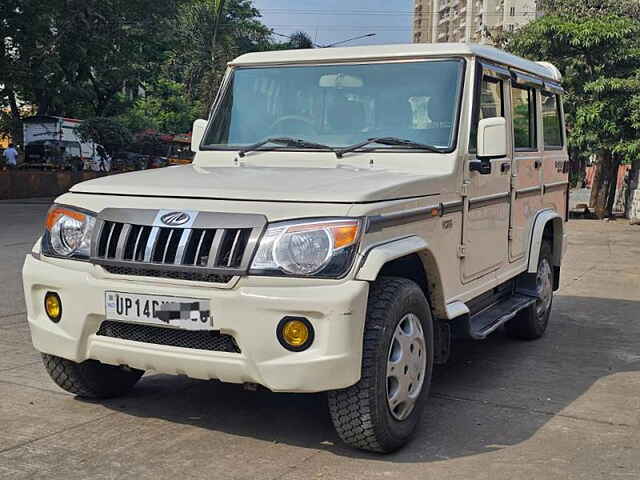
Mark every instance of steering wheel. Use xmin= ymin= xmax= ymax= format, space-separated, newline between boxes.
xmin=269 ymin=115 xmax=318 ymax=136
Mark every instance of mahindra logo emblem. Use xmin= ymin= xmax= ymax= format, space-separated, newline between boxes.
xmin=161 ymin=212 xmax=191 ymax=226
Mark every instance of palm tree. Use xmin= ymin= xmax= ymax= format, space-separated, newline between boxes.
xmin=287 ymin=31 xmax=315 ymax=49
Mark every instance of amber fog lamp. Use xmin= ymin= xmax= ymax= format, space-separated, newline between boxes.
xmin=277 ymin=317 xmax=314 ymax=351
xmin=44 ymin=292 xmax=62 ymax=323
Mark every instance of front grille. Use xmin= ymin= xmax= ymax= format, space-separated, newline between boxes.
xmin=102 ymin=265 xmax=233 ymax=284
xmin=90 ymin=210 xmax=265 ymax=278
xmin=97 ymin=222 xmax=252 ymax=267
xmin=97 ymin=320 xmax=241 ymax=353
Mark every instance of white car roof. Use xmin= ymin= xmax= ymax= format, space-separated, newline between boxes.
xmin=230 ymin=42 xmax=561 ymax=82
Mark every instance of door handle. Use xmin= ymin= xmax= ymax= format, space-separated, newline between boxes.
xmin=469 ymin=158 xmax=492 ymax=175
xmin=501 ymin=162 xmax=511 ymax=173
xmin=534 ymin=160 xmax=542 ymax=169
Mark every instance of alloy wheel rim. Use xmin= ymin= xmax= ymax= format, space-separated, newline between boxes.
xmin=536 ymin=258 xmax=553 ymax=319
xmin=386 ymin=313 xmax=427 ymax=421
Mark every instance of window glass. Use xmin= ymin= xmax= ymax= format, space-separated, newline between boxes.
xmin=470 ymin=76 xmax=503 ymax=151
xmin=541 ymin=92 xmax=563 ymax=148
xmin=512 ymin=86 xmax=537 ymax=150
xmin=204 ymin=60 xmax=465 ymax=151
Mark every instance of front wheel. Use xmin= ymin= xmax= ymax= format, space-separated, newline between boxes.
xmin=328 ymin=278 xmax=434 ymax=453
xmin=42 ymin=354 xmax=144 ymax=398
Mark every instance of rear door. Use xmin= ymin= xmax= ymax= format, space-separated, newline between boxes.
xmin=509 ymin=72 xmax=544 ymax=262
xmin=540 ymin=86 xmax=569 ymax=218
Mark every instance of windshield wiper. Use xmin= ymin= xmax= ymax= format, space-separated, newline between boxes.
xmin=336 ymin=137 xmax=443 ymax=158
xmin=238 ymin=137 xmax=335 ymax=157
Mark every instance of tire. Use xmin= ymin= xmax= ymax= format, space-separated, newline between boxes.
xmin=42 ymin=354 xmax=144 ymax=399
xmin=506 ymin=241 xmax=554 ymax=340
xmin=327 ymin=277 xmax=434 ymax=453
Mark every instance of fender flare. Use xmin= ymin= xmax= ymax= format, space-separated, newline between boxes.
xmin=355 ymin=236 xmax=429 ymax=281
xmin=527 ymin=209 xmax=564 ymax=273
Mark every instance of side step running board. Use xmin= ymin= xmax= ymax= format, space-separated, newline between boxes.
xmin=453 ymin=294 xmax=537 ymax=340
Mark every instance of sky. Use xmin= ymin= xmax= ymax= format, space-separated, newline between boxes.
xmin=252 ymin=0 xmax=415 ymax=47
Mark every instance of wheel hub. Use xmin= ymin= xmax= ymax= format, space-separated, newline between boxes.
xmin=536 ymin=258 xmax=553 ymax=319
xmin=386 ymin=313 xmax=427 ymax=421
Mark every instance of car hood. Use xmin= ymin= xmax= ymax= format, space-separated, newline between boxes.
xmin=71 ymin=164 xmax=441 ymax=203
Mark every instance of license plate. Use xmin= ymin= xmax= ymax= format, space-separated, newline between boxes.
xmin=105 ymin=292 xmax=213 ymax=330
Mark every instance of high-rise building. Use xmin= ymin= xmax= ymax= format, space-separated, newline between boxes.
xmin=413 ymin=0 xmax=539 ymax=45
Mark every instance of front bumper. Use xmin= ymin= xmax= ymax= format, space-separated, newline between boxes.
xmin=22 ymin=254 xmax=369 ymax=393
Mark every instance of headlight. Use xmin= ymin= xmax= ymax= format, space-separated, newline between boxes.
xmin=250 ymin=218 xmax=361 ymax=278
xmin=42 ymin=206 xmax=96 ymax=259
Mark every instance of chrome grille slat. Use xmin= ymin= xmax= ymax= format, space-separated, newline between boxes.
xmin=91 ymin=209 xmax=266 ymax=282
xmin=207 ymin=230 xmax=224 ymax=268
xmin=105 ymin=223 xmax=118 ymax=258
xmin=161 ymin=229 xmax=174 ymax=263
xmin=131 ymin=226 xmax=144 ymax=261
xmin=115 ymin=224 xmax=131 ymax=260
xmin=194 ymin=230 xmax=207 ymax=266
xmin=144 ymin=227 xmax=161 ymax=262
xmin=174 ymin=228 xmax=192 ymax=265
xmin=227 ymin=230 xmax=242 ymax=267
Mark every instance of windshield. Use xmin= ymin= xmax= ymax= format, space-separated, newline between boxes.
xmin=203 ymin=59 xmax=465 ymax=152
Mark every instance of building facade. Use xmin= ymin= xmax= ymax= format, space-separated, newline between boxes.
xmin=413 ymin=0 xmax=539 ymax=44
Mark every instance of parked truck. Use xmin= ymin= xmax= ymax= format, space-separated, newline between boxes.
xmin=23 ymin=116 xmax=108 ymax=171
xmin=23 ymin=43 xmax=569 ymax=452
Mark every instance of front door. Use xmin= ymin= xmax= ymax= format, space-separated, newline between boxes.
xmin=461 ymin=64 xmax=512 ymax=283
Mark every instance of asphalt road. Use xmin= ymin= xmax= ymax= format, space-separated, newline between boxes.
xmin=1 ymin=199 xmax=639 ymax=479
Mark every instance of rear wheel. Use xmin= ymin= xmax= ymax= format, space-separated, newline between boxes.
xmin=42 ymin=354 xmax=144 ymax=398
xmin=506 ymin=241 xmax=554 ymax=340
xmin=328 ymin=277 xmax=434 ymax=453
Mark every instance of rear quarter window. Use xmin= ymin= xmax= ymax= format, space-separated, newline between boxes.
xmin=542 ymin=92 xmax=563 ymax=148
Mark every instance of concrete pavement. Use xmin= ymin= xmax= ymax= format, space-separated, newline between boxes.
xmin=1 ymin=200 xmax=639 ymax=479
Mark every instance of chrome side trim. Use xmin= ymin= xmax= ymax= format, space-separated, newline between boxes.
xmin=515 ymin=185 xmax=541 ymax=199
xmin=468 ymin=192 xmax=510 ymax=210
xmin=544 ymin=181 xmax=569 ymax=193
xmin=366 ymin=204 xmax=440 ymax=233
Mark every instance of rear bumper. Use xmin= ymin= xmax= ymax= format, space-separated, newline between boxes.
xmin=22 ymin=254 xmax=369 ymax=393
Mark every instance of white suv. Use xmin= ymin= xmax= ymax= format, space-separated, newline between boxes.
xmin=23 ymin=43 xmax=569 ymax=453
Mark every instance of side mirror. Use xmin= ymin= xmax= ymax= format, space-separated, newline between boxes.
xmin=477 ymin=117 xmax=507 ymax=159
xmin=191 ymin=119 xmax=208 ymax=153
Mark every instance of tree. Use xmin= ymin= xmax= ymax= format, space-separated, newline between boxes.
xmin=77 ymin=118 xmax=133 ymax=155
xmin=119 ymin=78 xmax=203 ymax=134
xmin=167 ymin=0 xmax=271 ymax=108
xmin=1 ymin=0 xmax=184 ymax=119
xmin=507 ymin=13 xmax=640 ymax=218
xmin=539 ymin=0 xmax=640 ymax=18
xmin=284 ymin=32 xmax=315 ymax=49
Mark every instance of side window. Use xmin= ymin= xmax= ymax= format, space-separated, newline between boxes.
xmin=470 ymin=76 xmax=504 ymax=152
xmin=542 ymin=92 xmax=563 ymax=148
xmin=511 ymin=85 xmax=537 ymax=150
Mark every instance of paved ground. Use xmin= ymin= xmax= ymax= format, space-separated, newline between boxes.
xmin=1 ymin=199 xmax=639 ymax=480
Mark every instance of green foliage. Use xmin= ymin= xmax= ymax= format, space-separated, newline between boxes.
xmin=2 ymin=0 xmax=182 ymax=118
xmin=507 ymin=13 xmax=640 ymax=164
xmin=119 ymin=78 xmax=203 ymax=134
xmin=539 ymin=0 xmax=640 ymax=18
xmin=167 ymin=0 xmax=271 ymax=108
xmin=1 ymin=0 xmax=314 ymax=140
xmin=76 ymin=118 xmax=133 ymax=154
